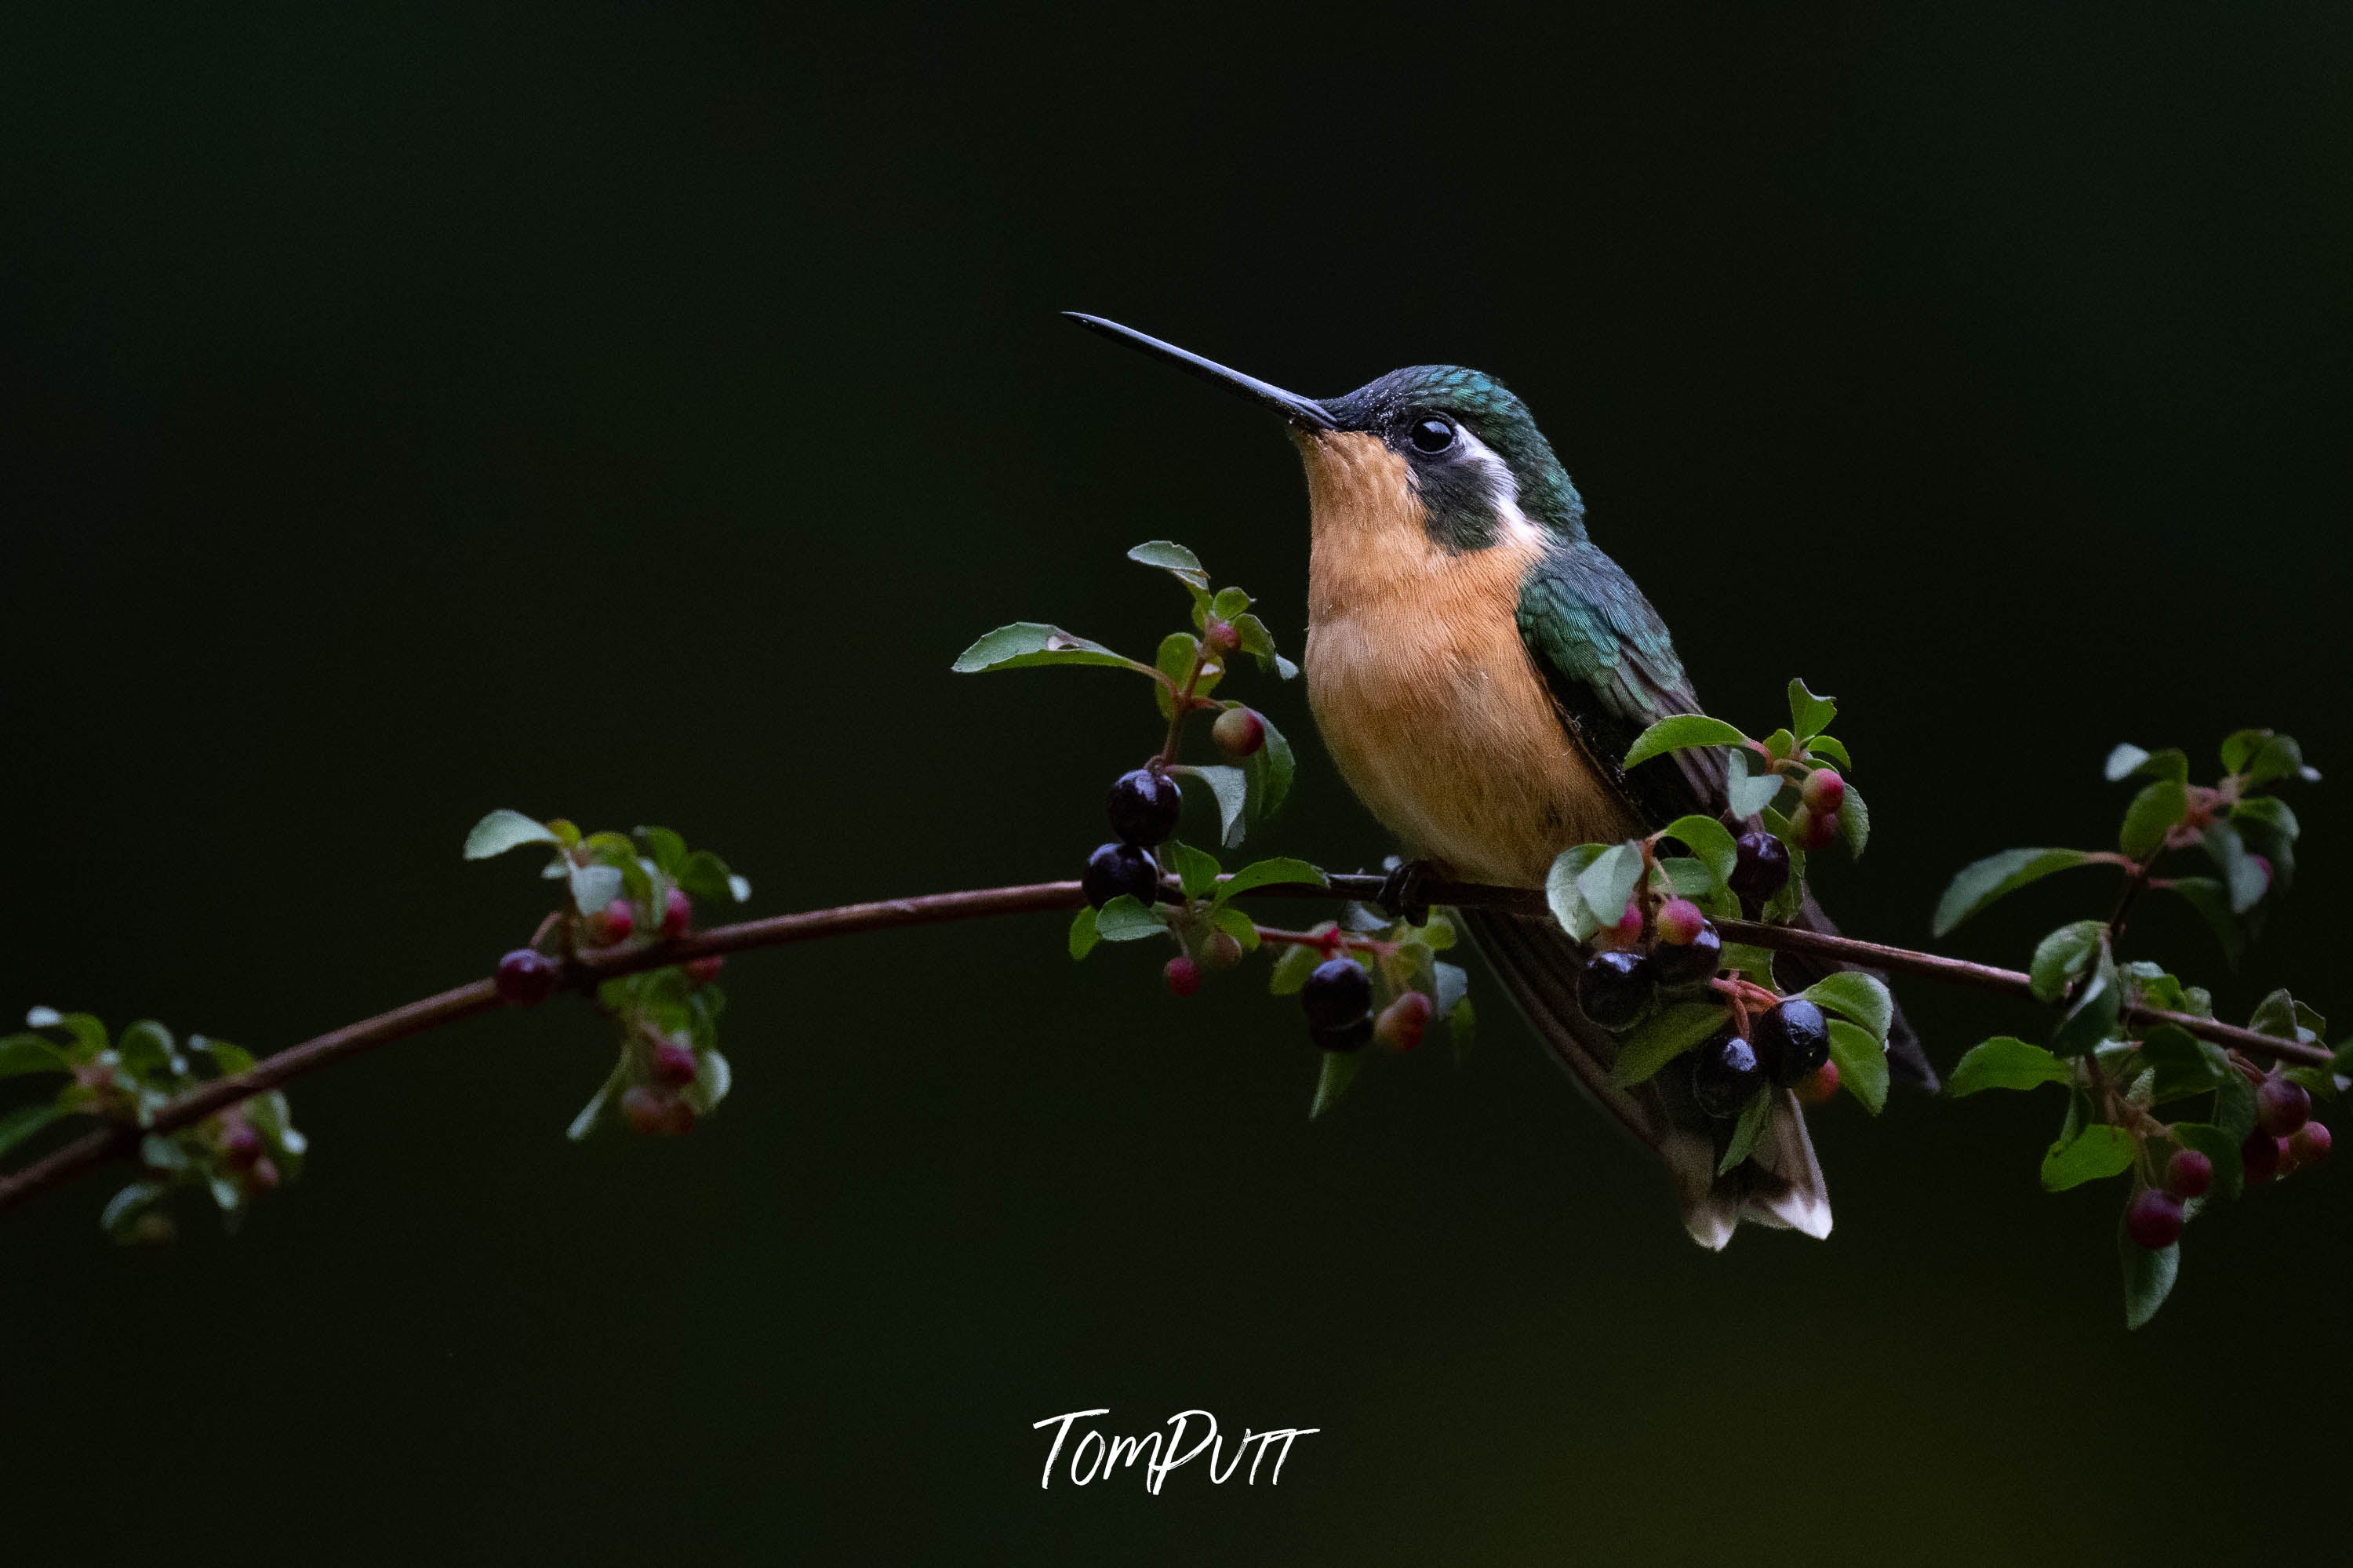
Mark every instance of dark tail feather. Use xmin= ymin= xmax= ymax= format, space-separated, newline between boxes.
xmin=1783 ymin=890 xmax=1939 ymax=1093
xmin=1464 ymin=908 xmax=1831 ymax=1249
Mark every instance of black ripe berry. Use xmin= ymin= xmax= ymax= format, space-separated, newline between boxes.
xmin=2125 ymin=1188 xmax=2185 ymax=1250
xmin=1301 ymin=957 xmax=1373 ymax=1031
xmin=1727 ymin=831 xmax=1791 ymax=915
xmin=1107 ymin=768 xmax=1184 ymax=846
xmin=1691 ymin=1033 xmax=1764 ymax=1119
xmin=495 ymin=948 xmax=562 ymax=1006
xmin=2242 ymin=1129 xmax=2282 ymax=1183
xmin=1082 ymin=842 xmax=1158 ymax=909
xmin=1649 ymin=921 xmax=1723 ymax=988
xmin=1752 ymin=998 xmax=1831 ymax=1086
xmin=2257 ymin=1076 xmax=2311 ymax=1137
xmin=1577 ymin=950 xmax=1654 ymax=1032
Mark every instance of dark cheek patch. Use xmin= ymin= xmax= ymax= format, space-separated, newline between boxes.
xmin=1404 ymin=446 xmax=1504 ymax=555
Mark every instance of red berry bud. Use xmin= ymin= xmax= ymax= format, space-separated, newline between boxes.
xmin=2165 ymin=1147 xmax=2213 ymax=1200
xmin=1212 ymin=705 xmax=1267 ymax=759
xmin=2125 ymin=1188 xmax=2184 ymax=1249
xmin=1795 ymin=1060 xmax=1842 ymax=1105
xmin=662 ymin=887 xmax=693 ymax=938
xmin=1201 ymin=932 xmax=1245 ymax=971
xmin=1789 ymin=805 xmax=1838 ymax=851
xmin=1801 ymin=767 xmax=1846 ymax=816
xmin=1165 ymin=956 xmax=1202 ymax=997
xmin=595 ymin=897 xmax=635 ymax=944
xmin=1595 ymin=900 xmax=1645 ymax=950
xmin=1654 ymin=899 xmax=1706 ymax=946
xmin=620 ymin=1086 xmax=693 ymax=1136
xmin=653 ymin=1039 xmax=698 ymax=1086
xmin=685 ymin=955 xmax=726 ymax=987
xmin=221 ymin=1120 xmax=264 ymax=1167
xmin=243 ymin=1155 xmax=282 ymax=1195
xmin=1375 ymin=991 xmax=1434 ymax=1052
xmin=1202 ymin=618 xmax=1240 ymax=653
xmin=2289 ymin=1120 xmax=2331 ymax=1166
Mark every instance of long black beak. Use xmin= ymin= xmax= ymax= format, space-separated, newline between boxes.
xmin=1064 ymin=312 xmax=1337 ymax=431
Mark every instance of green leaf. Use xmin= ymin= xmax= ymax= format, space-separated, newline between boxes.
xmin=673 ymin=850 xmax=740 ymax=904
xmin=2051 ymin=937 xmax=2122 ymax=1056
xmin=2220 ymin=729 xmax=2270 ymax=773
xmin=1759 ymin=728 xmax=1796 ymax=762
xmin=1799 ymin=972 xmax=1893 ymax=1042
xmin=2137 ymin=1024 xmax=2222 ymax=1102
xmin=1446 ymin=998 xmax=1478 ymax=1066
xmin=1947 ymin=1037 xmax=2070 ymax=1097
xmin=100 ymin=1180 xmax=165 ymax=1239
xmin=464 ymin=809 xmax=562 ymax=860
xmin=1268 ymin=941 xmax=1324 ymax=995
xmin=2165 ymin=877 xmax=2243 ymax=964
xmin=951 ymin=622 xmax=1147 ymax=675
xmin=1718 ymin=1090 xmax=1773 ymax=1174
xmin=2042 ymin=1124 xmax=2134 ymax=1190
xmin=2199 ymin=821 xmax=2269 ymax=914
xmin=2242 ymin=733 xmax=2307 ymax=788
xmin=567 ymin=1060 xmax=628 ymax=1142
xmin=1166 ymin=839 xmax=1222 ymax=900
xmin=1067 ymin=908 xmax=1100 ymax=960
xmin=1725 ymin=748 xmax=1781 ymax=818
xmin=1574 ymin=842 xmax=1645 ymax=933
xmin=1228 ymin=613 xmax=1289 ymax=676
xmin=682 ymin=1048 xmax=732 ymax=1115
xmin=2031 ymin=919 xmax=2108 ymax=1003
xmin=2172 ymin=1122 xmax=2245 ymax=1201
xmin=633 ymin=825 xmax=688 ymax=875
xmin=1609 ymin=1002 xmax=1729 ymax=1089
xmin=2231 ymin=794 xmax=2300 ymax=843
xmin=1092 ymin=896 xmax=1168 ymax=942
xmin=1806 ymin=733 xmax=1852 ymax=770
xmin=2247 ymin=988 xmax=2325 ymax=1047
xmin=1127 ymin=540 xmax=1210 ymax=589
xmin=1173 ymin=765 xmax=1250 ymax=849
xmin=569 ymin=861 xmax=624 ymax=916
xmin=1719 ymin=942 xmax=1777 ymax=988
xmin=2119 ymin=780 xmax=2189 ymax=860
xmin=1837 ymin=784 xmax=1870 ymax=859
xmin=0 ymin=1035 xmax=70 ymax=1079
xmin=1655 ymin=815 xmax=1737 ymax=887
xmin=1933 ymin=848 xmax=2098 ymax=937
xmin=1214 ymin=857 xmax=1328 ymax=905
xmin=1154 ymin=631 xmax=1201 ymax=717
xmin=1622 ymin=714 xmax=1749 ymax=772
xmin=0 ymin=1101 xmax=67 ymax=1158
xmin=1786 ymin=679 xmax=1836 ymax=741
xmin=2119 ymin=1223 xmax=2180 ymax=1331
xmin=2212 ymin=1050 xmax=2258 ymax=1141
xmin=1545 ymin=844 xmax=1609 ymax=940
xmin=2104 ymin=743 xmax=2151 ymax=781
xmin=1209 ymin=905 xmax=1260 ymax=951
xmin=1826 ymin=1019 xmax=1889 ymax=1114
xmin=1243 ymin=711 xmax=1296 ymax=833
xmin=1309 ymin=1050 xmax=1360 ymax=1119
xmin=2107 ymin=744 xmax=2188 ymax=784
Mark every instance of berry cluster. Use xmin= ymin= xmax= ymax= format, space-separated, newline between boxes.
xmin=1083 ymin=768 xmax=1181 ymax=909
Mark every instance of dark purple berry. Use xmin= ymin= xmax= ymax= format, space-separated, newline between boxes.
xmin=1690 ymin=1033 xmax=1764 ymax=1119
xmin=1649 ymin=921 xmax=1723 ymax=987
xmin=2165 ymin=1148 xmax=2213 ymax=1199
xmin=496 ymin=947 xmax=562 ymax=1006
xmin=1107 ymin=768 xmax=1184 ymax=846
xmin=1728 ymin=830 xmax=1791 ymax=915
xmin=2242 ymin=1130 xmax=2282 ymax=1183
xmin=2125 ymin=1188 xmax=2184 ymax=1250
xmin=2257 ymin=1077 xmax=2311 ymax=1137
xmin=662 ymin=887 xmax=693 ymax=938
xmin=1577 ymin=950 xmax=1655 ymax=1032
xmin=1310 ymin=1015 xmax=1373 ymax=1053
xmin=1082 ymin=842 xmax=1159 ymax=909
xmin=220 ymin=1120 xmax=264 ymax=1166
xmin=653 ymin=1039 xmax=698 ymax=1085
xmin=1164 ymin=956 xmax=1201 ymax=996
xmin=1301 ymin=957 xmax=1373 ymax=1031
xmin=1752 ymin=998 xmax=1831 ymax=1086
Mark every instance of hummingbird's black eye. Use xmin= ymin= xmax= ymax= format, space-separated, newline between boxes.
xmin=1407 ymin=416 xmax=1457 ymax=455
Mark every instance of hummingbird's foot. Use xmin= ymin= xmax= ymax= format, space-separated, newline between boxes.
xmin=1375 ymin=858 xmax=1437 ymax=927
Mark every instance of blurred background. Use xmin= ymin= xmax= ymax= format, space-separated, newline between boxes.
xmin=4 ymin=4 xmax=2347 ymax=1563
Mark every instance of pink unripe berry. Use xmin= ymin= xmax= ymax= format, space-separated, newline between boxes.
xmin=595 ymin=897 xmax=635 ymax=944
xmin=685 ymin=955 xmax=726 ymax=987
xmin=652 ymin=1039 xmax=699 ymax=1086
xmin=1202 ymin=618 xmax=1239 ymax=653
xmin=662 ymin=887 xmax=693 ymax=938
xmin=1795 ymin=1059 xmax=1842 ymax=1105
xmin=1801 ymin=767 xmax=1846 ymax=816
xmin=495 ymin=947 xmax=562 ymax=1006
xmin=621 ymin=1086 xmax=695 ymax=1136
xmin=2289 ymin=1120 xmax=2331 ymax=1166
xmin=220 ymin=1119 xmax=264 ymax=1167
xmin=2125 ymin=1188 xmax=2184 ymax=1250
xmin=244 ymin=1155 xmax=282 ymax=1195
xmin=2165 ymin=1148 xmax=2213 ymax=1200
xmin=2275 ymin=1137 xmax=2301 ymax=1178
xmin=1788 ymin=804 xmax=1839 ymax=851
xmin=2242 ymin=1130 xmax=2282 ymax=1183
xmin=1165 ymin=956 xmax=1201 ymax=997
xmin=1201 ymin=931 xmax=1245 ymax=971
xmin=1212 ymin=705 xmax=1267 ymax=759
xmin=2257 ymin=1076 xmax=2311 ymax=1137
xmin=1376 ymin=991 xmax=1434 ymax=1052
xmin=1654 ymin=898 xmax=1707 ymax=946
xmin=1596 ymin=900 xmax=1645 ymax=950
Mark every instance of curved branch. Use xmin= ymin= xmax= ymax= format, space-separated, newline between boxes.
xmin=0 ymin=871 xmax=2326 ymax=1221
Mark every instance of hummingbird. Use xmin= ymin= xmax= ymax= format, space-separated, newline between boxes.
xmin=1067 ymin=311 xmax=1933 ymax=1248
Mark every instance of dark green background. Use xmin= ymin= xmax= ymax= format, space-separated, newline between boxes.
xmin=5 ymin=5 xmax=2347 ymax=1563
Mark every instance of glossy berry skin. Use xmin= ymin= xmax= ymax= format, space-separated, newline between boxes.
xmin=1795 ymin=1059 xmax=1842 ymax=1106
xmin=596 ymin=897 xmax=635 ymax=944
xmin=1690 ymin=1033 xmax=1764 ymax=1119
xmin=1654 ymin=899 xmax=1707 ymax=946
xmin=1649 ymin=921 xmax=1722 ymax=987
xmin=2290 ymin=1120 xmax=2331 ymax=1166
xmin=2242 ymin=1130 xmax=2282 ymax=1183
xmin=496 ymin=948 xmax=562 ymax=1006
xmin=1376 ymin=991 xmax=1434 ymax=1052
xmin=1728 ymin=831 xmax=1791 ymax=915
xmin=1301 ymin=958 xmax=1373 ymax=1031
xmin=1311 ymin=1015 xmax=1373 ymax=1053
xmin=1082 ymin=842 xmax=1159 ymax=908
xmin=662 ymin=887 xmax=693 ymax=939
xmin=1107 ymin=769 xmax=1184 ymax=846
xmin=1753 ymin=999 xmax=1832 ymax=1086
xmin=2257 ymin=1077 xmax=2311 ymax=1137
xmin=685 ymin=955 xmax=726 ymax=987
xmin=1788 ymin=805 xmax=1839 ymax=852
xmin=1801 ymin=767 xmax=1846 ymax=816
xmin=1212 ymin=705 xmax=1266 ymax=759
xmin=1164 ymin=956 xmax=1202 ymax=997
xmin=1577 ymin=951 xmax=1655 ymax=1032
xmin=653 ymin=1039 xmax=699 ymax=1086
xmin=2126 ymin=1188 xmax=2185 ymax=1249
xmin=2166 ymin=1148 xmax=2213 ymax=1200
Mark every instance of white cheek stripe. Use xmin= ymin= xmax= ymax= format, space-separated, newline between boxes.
xmin=1453 ymin=427 xmax=1547 ymax=548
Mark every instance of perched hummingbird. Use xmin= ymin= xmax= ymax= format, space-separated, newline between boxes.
xmin=1067 ymin=312 xmax=1933 ymax=1248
